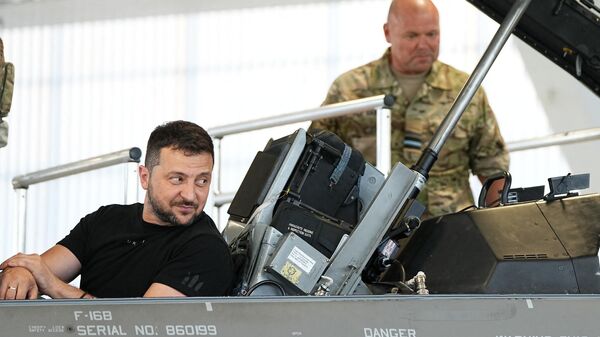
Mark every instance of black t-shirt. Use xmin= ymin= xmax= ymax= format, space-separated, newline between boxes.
xmin=58 ymin=203 xmax=234 ymax=298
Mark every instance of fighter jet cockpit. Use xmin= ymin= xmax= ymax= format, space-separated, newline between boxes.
xmin=222 ymin=126 xmax=600 ymax=297
xmin=222 ymin=0 xmax=600 ymax=297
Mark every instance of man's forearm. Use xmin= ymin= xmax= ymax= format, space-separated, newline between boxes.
xmin=45 ymin=279 xmax=93 ymax=299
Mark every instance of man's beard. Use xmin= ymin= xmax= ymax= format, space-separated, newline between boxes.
xmin=147 ymin=183 xmax=201 ymax=226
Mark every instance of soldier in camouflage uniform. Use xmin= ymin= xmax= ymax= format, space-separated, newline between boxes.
xmin=0 ymin=37 xmax=15 ymax=149
xmin=310 ymin=0 xmax=509 ymax=218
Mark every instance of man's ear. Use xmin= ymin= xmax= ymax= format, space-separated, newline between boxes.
xmin=139 ymin=165 xmax=150 ymax=190
xmin=383 ymin=23 xmax=391 ymax=43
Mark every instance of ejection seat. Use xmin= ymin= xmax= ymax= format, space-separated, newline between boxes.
xmin=222 ymin=128 xmax=385 ymax=296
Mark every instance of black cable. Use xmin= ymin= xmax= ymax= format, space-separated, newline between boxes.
xmin=247 ymin=280 xmax=286 ymax=296
xmin=370 ymin=281 xmax=414 ymax=295
xmin=390 ymin=259 xmax=406 ymax=283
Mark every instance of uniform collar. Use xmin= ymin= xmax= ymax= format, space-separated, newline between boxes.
xmin=425 ymin=60 xmax=453 ymax=91
xmin=376 ymin=48 xmax=452 ymax=91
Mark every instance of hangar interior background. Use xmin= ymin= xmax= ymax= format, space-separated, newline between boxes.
xmin=0 ymin=0 xmax=598 ymax=261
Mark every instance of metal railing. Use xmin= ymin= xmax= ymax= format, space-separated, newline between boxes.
xmin=207 ymin=95 xmax=394 ymax=223
xmin=12 ymin=147 xmax=142 ymax=252
xmin=9 ymin=109 xmax=600 ymax=250
xmin=507 ymin=128 xmax=600 ymax=152
xmin=208 ymin=115 xmax=600 ymax=217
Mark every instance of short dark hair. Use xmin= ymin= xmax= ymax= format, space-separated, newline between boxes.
xmin=145 ymin=120 xmax=214 ymax=170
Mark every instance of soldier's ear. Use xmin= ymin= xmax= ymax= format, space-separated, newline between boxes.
xmin=383 ymin=23 xmax=391 ymax=43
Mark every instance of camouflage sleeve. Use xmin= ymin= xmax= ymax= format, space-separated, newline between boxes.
xmin=307 ymin=79 xmax=345 ymax=135
xmin=0 ymin=120 xmax=8 ymax=148
xmin=468 ymin=89 xmax=510 ymax=178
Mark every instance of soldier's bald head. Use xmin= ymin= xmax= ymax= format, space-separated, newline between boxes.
xmin=387 ymin=0 xmax=439 ymax=25
xmin=383 ymin=0 xmax=440 ymax=74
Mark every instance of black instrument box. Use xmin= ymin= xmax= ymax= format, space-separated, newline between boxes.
xmin=271 ymin=200 xmax=353 ymax=257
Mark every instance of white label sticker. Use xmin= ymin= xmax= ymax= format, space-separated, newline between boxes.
xmin=381 ymin=240 xmax=397 ymax=258
xmin=288 ymin=246 xmax=316 ymax=273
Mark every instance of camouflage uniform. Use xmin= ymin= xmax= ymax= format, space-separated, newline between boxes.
xmin=310 ymin=49 xmax=509 ymax=218
xmin=0 ymin=37 xmax=14 ymax=149
xmin=0 ymin=120 xmax=7 ymax=148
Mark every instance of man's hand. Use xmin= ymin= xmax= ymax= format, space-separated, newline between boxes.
xmin=0 ymin=253 xmax=59 ymax=296
xmin=0 ymin=266 xmax=39 ymax=300
xmin=0 ymin=245 xmax=86 ymax=299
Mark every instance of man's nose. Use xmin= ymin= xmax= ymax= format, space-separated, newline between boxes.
xmin=179 ymin=181 xmax=196 ymax=202
xmin=416 ymin=35 xmax=429 ymax=48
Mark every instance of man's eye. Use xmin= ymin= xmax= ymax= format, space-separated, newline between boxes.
xmin=170 ymin=177 xmax=183 ymax=184
xmin=196 ymin=179 xmax=208 ymax=186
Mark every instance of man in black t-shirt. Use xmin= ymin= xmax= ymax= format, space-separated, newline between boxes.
xmin=0 ymin=121 xmax=234 ymax=299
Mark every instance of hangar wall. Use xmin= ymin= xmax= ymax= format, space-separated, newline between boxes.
xmin=0 ymin=0 xmax=596 ymax=262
